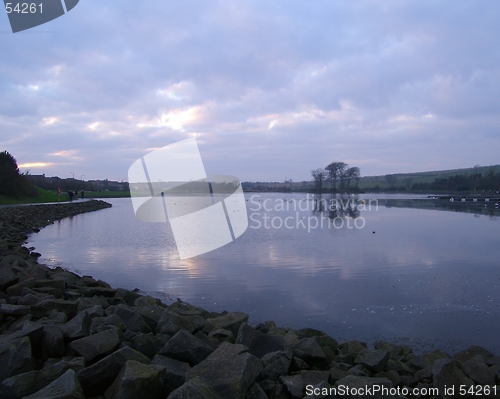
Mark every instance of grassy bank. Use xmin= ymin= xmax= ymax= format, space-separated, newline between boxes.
xmin=0 ymin=187 xmax=60 ymax=205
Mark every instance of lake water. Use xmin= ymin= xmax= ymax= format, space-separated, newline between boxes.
xmin=28 ymin=193 xmax=500 ymax=355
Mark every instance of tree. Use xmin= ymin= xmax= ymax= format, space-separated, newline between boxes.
xmin=343 ymin=167 xmax=360 ymax=188
xmin=311 ymin=168 xmax=327 ymax=192
xmin=0 ymin=151 xmax=35 ymax=198
xmin=325 ymin=162 xmax=347 ymax=191
xmin=385 ymin=174 xmax=397 ymax=189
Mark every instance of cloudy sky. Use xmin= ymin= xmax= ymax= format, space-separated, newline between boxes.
xmin=1 ymin=1 xmax=499 ymax=182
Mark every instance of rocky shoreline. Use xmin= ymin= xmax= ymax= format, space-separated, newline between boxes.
xmin=1 ymin=201 xmax=499 ymax=398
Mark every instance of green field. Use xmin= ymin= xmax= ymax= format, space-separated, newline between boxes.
xmin=356 ymin=164 xmax=500 ymax=190
xmin=0 ymin=187 xmax=60 ymax=205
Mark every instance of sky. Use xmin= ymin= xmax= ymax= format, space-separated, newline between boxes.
xmin=1 ymin=1 xmax=499 ymax=182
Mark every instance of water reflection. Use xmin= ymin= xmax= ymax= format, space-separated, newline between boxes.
xmin=28 ymin=194 xmax=500 ymax=355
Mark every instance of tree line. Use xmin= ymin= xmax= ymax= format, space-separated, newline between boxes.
xmin=0 ymin=151 xmax=36 ymax=198
xmin=411 ymin=170 xmax=500 ymax=192
xmin=311 ymin=162 xmax=360 ymax=192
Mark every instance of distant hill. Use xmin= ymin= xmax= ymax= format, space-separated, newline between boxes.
xmin=357 ymin=164 xmax=500 ymax=190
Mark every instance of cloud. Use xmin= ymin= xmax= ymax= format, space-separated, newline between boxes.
xmin=1 ymin=1 xmax=500 ymax=180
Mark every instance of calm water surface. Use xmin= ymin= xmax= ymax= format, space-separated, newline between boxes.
xmin=28 ymin=193 xmax=500 ymax=354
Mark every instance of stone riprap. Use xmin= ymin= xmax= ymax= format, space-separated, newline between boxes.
xmin=1 ymin=201 xmax=499 ymax=398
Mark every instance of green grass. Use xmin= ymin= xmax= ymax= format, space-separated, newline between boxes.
xmin=0 ymin=187 xmax=60 ymax=205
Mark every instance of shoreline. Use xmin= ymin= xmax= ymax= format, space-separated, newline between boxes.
xmin=1 ymin=201 xmax=499 ymax=398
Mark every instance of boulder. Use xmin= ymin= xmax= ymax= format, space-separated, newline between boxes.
xmin=0 ymin=336 xmax=33 ymax=381
xmin=290 ymin=337 xmax=327 ymax=367
xmin=69 ymin=328 xmax=120 ymax=362
xmin=203 ymin=311 xmax=249 ymax=336
xmin=31 ymin=299 xmax=78 ymax=319
xmin=42 ymin=324 xmax=65 ymax=358
xmin=113 ymin=304 xmax=152 ymax=334
xmin=131 ymin=333 xmax=164 ymax=359
xmin=461 ymin=355 xmax=495 ymax=386
xmin=104 ymin=360 xmax=165 ymax=399
xmin=280 ymin=374 xmax=304 ymax=399
xmin=62 ymin=311 xmax=91 ymax=340
xmin=453 ymin=345 xmax=500 ymax=366
xmin=236 ymin=323 xmax=285 ymax=358
xmin=259 ymin=350 xmax=292 ymax=380
xmin=23 ymin=369 xmax=85 ymax=399
xmin=432 ymin=358 xmax=474 ymax=393
xmin=0 ymin=303 xmax=31 ymax=317
xmin=354 ymin=348 xmax=390 ymax=372
xmin=77 ymin=345 xmax=151 ymax=397
xmin=156 ymin=309 xmax=198 ymax=335
xmin=153 ymin=354 xmax=191 ymax=396
xmin=158 ymin=329 xmax=215 ymax=366
xmin=185 ymin=342 xmax=262 ymax=399
xmin=167 ymin=376 xmax=223 ymax=399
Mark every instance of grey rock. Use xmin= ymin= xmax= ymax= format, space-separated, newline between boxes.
xmin=347 ymin=363 xmax=371 ymax=377
xmin=76 ymin=296 xmax=109 ymax=311
xmin=290 ymin=356 xmax=309 ymax=371
xmin=42 ymin=324 xmax=65 ymax=358
xmin=62 ymin=311 xmax=91 ymax=340
xmin=462 ymin=354 xmax=495 ymax=385
xmin=432 ymin=358 xmax=473 ymax=393
xmin=0 ymin=370 xmax=38 ymax=399
xmin=31 ymin=299 xmax=78 ymax=319
xmin=114 ymin=304 xmax=152 ymax=334
xmin=131 ymin=332 xmax=164 ymax=359
xmin=36 ymin=278 xmax=65 ymax=291
xmin=245 ymin=382 xmax=268 ymax=399
xmin=203 ymin=311 xmax=249 ymax=336
xmin=0 ymin=303 xmax=31 ymax=316
xmin=134 ymin=295 xmax=162 ymax=308
xmin=0 ymin=359 xmax=84 ymax=398
xmin=454 ymin=345 xmax=500 ymax=366
xmin=0 ymin=336 xmax=33 ymax=381
xmin=153 ymin=355 xmax=191 ymax=396
xmin=300 ymin=370 xmax=330 ymax=387
xmin=23 ymin=369 xmax=85 ymax=399
xmin=104 ymin=360 xmax=165 ymax=399
xmin=159 ymin=329 xmax=215 ymax=366
xmin=167 ymin=376 xmax=223 ymax=399
xmin=259 ymin=350 xmax=292 ymax=380
xmin=90 ymin=313 xmax=127 ymax=334
xmin=77 ymin=345 xmax=151 ymax=397
xmin=329 ymin=367 xmax=348 ymax=383
xmin=69 ymin=328 xmax=120 ymax=362
xmin=291 ymin=337 xmax=327 ymax=366
xmin=339 ymin=340 xmax=367 ymax=354
xmin=116 ymin=288 xmax=142 ymax=306
xmin=186 ymin=342 xmax=263 ymax=399
xmin=85 ymin=304 xmax=105 ymax=318
xmin=156 ymin=310 xmax=198 ymax=336
xmin=283 ymin=330 xmax=299 ymax=347
xmin=280 ymin=374 xmax=304 ymax=399
xmin=134 ymin=304 xmax=165 ymax=331
xmin=354 ymin=348 xmax=390 ymax=372
xmin=208 ymin=328 xmax=235 ymax=343
xmin=0 ymin=266 xmax=18 ymax=291
xmin=6 ymin=277 xmax=37 ymax=296
xmin=236 ymin=323 xmax=285 ymax=358
xmin=374 ymin=370 xmax=401 ymax=386
xmin=80 ymin=286 xmax=117 ymax=297
xmin=409 ymin=349 xmax=450 ymax=371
